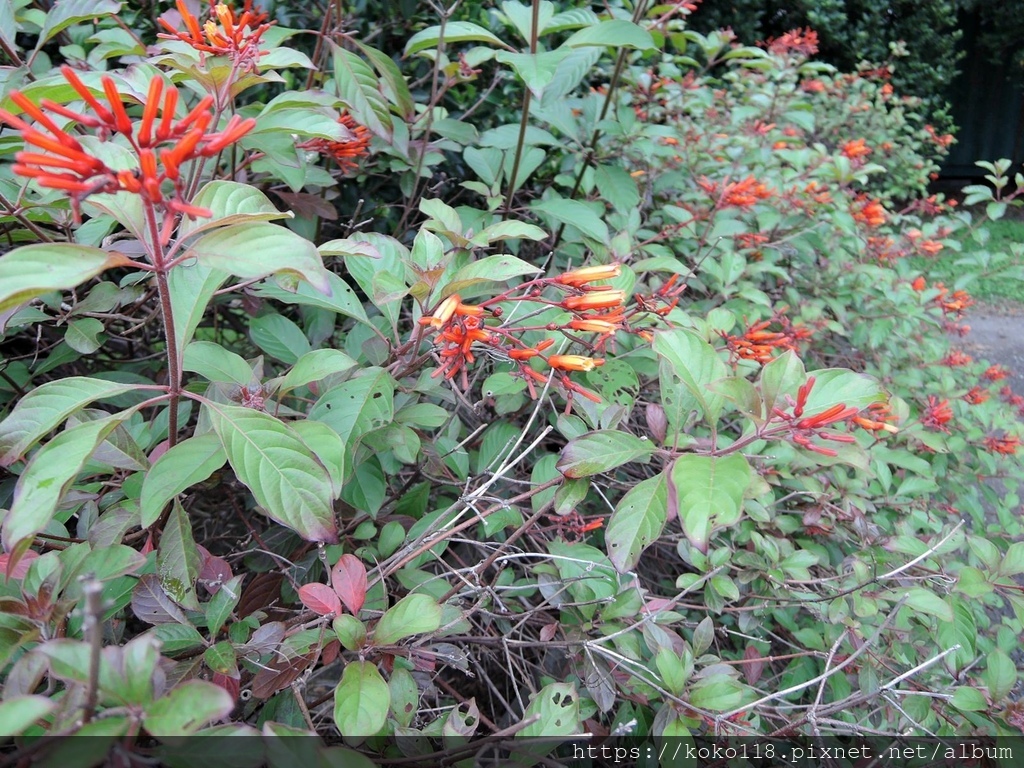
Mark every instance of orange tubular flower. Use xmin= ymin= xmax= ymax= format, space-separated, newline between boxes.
xmin=983 ymin=365 xmax=1010 ymax=382
xmin=921 ymin=396 xmax=953 ymax=432
xmin=983 ymin=435 xmax=1021 ymax=455
xmin=569 ymin=314 xmax=623 ymax=334
xmin=563 ymin=291 xmax=626 ymax=312
xmin=547 ymin=355 xmax=605 ymax=372
xmin=158 ymin=0 xmax=272 ymax=68
xmin=556 ymin=263 xmax=622 ymax=287
xmin=0 ymin=65 xmax=255 ymax=230
xmin=840 ymin=139 xmax=871 ymax=160
xmin=851 ymin=195 xmax=886 ymax=228
xmin=296 ymin=113 xmax=372 ymax=173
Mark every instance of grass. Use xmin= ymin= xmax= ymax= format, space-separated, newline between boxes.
xmin=909 ymin=217 xmax=1024 ymax=305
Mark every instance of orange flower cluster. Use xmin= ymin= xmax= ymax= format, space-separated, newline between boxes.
xmin=296 ymin=113 xmax=371 ymax=173
xmin=983 ymin=435 xmax=1021 ymax=455
xmin=851 ymin=195 xmax=886 ymax=228
xmin=983 ymin=365 xmax=1010 ymax=382
xmin=841 ymin=139 xmax=871 ymax=160
xmin=159 ymin=0 xmax=272 ymax=69
xmin=934 ymin=284 xmax=973 ymax=319
xmin=0 ymin=66 xmax=254 ymax=231
xmin=921 ymin=395 xmax=953 ymax=432
xmin=723 ymin=316 xmax=811 ymax=365
xmin=698 ymin=176 xmax=774 ymax=209
xmin=418 ymin=264 xmax=635 ymax=405
xmin=963 ymin=386 xmax=989 ymax=405
xmin=924 ymin=125 xmax=955 ymax=149
xmin=772 ymin=377 xmax=860 ymax=457
xmin=905 ymin=228 xmax=944 ymax=256
xmin=766 ymin=27 xmax=820 ymax=56
xmin=940 ymin=350 xmax=972 ymax=367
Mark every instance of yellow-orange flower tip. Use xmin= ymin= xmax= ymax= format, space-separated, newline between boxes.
xmin=563 ymin=290 xmax=626 ymax=311
xmin=548 ymin=355 xmax=605 ymax=372
xmin=569 ymin=318 xmax=620 ymax=334
xmin=557 ymin=263 xmax=622 ymax=287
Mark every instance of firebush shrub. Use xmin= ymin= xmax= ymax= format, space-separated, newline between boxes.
xmin=0 ymin=0 xmax=1022 ymax=760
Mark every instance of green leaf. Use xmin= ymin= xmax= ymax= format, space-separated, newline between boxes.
xmin=157 ymin=500 xmax=201 ymax=611
xmin=178 ymin=181 xmax=292 ymax=240
xmin=150 ymin=624 xmax=206 ymax=654
xmin=351 ymin=40 xmax=416 ymax=120
xmin=950 ymin=686 xmax=987 ymax=712
xmin=495 ymin=50 xmax=568 ymax=100
xmin=984 ymin=648 xmax=1016 ymax=701
xmin=139 ymin=433 xmax=227 ymax=528
xmin=440 ymin=254 xmax=541 ymax=298
xmin=688 ymin=676 xmax=747 ymax=711
xmin=668 ymin=454 xmax=751 ymax=554
xmin=542 ymin=7 xmax=600 ymax=34
xmin=253 ymin=272 xmax=369 ymax=325
xmin=143 ymin=681 xmax=234 ymax=737
xmin=501 ymin=0 xmax=555 ymax=42
xmin=206 ymin=575 xmax=244 ymax=639
xmin=207 ymin=403 xmax=337 ymax=542
xmin=0 ymin=695 xmax=56 ymax=736
xmin=530 ymin=198 xmax=608 ymax=244
xmin=518 ymin=683 xmax=580 ymax=738
xmin=167 ymin=262 xmax=229 ymax=369
xmin=188 ymin=223 xmax=331 ymax=296
xmin=3 ymin=415 xmax=125 ymax=553
xmin=469 ymin=220 xmax=548 ymax=247
xmin=290 ymin=420 xmax=345 ymax=496
xmin=183 ymin=341 xmax=254 ymax=386
xmin=275 ymin=349 xmax=358 ymax=395
xmin=654 ymin=329 xmax=729 ymax=430
xmin=605 ymin=472 xmax=668 ymax=572
xmin=373 ymin=594 xmax=442 ymax=645
xmin=894 ymin=587 xmax=953 ymax=623
xmin=557 ymin=430 xmax=653 ymax=478
xmin=0 ymin=377 xmax=140 ymax=465
xmin=333 ymin=661 xmax=389 ymax=737
xmin=758 ymin=350 xmax=805 ymax=418
xmin=309 ymin=368 xmax=395 ymax=449
xmin=0 ymin=244 xmax=131 ymax=313
xmin=38 ymin=0 xmax=122 ymax=46
xmin=564 ymin=19 xmax=654 ymax=50
xmin=999 ymin=541 xmax=1024 ymax=576
xmin=331 ymin=44 xmax=392 ymax=140
xmin=65 ymin=317 xmax=104 ymax=354
xmin=249 ymin=313 xmax=311 ymax=364
xmin=404 ymin=21 xmax=513 ymax=56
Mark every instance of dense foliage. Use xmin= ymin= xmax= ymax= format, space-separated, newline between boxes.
xmin=0 ymin=0 xmax=1022 ymax=762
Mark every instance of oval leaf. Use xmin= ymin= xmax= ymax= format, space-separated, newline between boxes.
xmin=333 ymin=661 xmax=390 ymax=737
xmin=0 ymin=244 xmax=131 ymax=313
xmin=331 ymin=554 xmax=367 ymax=615
xmin=605 ymin=473 xmax=668 ymax=572
xmin=373 ymin=593 xmax=442 ymax=645
xmin=298 ymin=583 xmax=343 ymax=616
xmin=557 ymin=430 xmax=653 ymax=478
xmin=207 ymin=403 xmax=337 ymax=542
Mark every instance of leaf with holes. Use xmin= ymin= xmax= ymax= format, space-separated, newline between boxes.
xmin=331 ymin=554 xmax=367 ymax=615
xmin=605 ymin=472 xmax=668 ymax=572
xmin=654 ymin=328 xmax=728 ymax=432
xmin=517 ymin=682 xmax=581 ymax=738
xmin=331 ymin=44 xmax=392 ymax=140
xmin=333 ymin=661 xmax=389 ymax=737
xmin=157 ymin=500 xmax=202 ymax=611
xmin=557 ymin=430 xmax=653 ymax=479
xmin=668 ymin=454 xmax=751 ymax=554
xmin=309 ymin=368 xmax=394 ymax=449
xmin=207 ymin=403 xmax=337 ymax=542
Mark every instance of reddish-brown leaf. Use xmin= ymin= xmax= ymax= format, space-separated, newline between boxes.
xmin=743 ymin=644 xmax=765 ymax=685
xmin=237 ymin=572 xmax=283 ymax=618
xmin=298 ymin=583 xmax=342 ymax=616
xmin=330 ymin=554 xmax=367 ymax=615
xmin=250 ymin=652 xmax=316 ymax=699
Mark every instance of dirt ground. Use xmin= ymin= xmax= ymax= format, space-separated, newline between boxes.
xmin=961 ymin=302 xmax=1024 ymax=388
